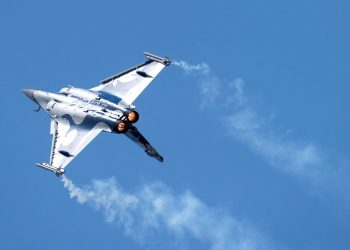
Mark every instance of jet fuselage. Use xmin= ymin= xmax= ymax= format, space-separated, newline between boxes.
xmin=23 ymin=87 xmax=137 ymax=134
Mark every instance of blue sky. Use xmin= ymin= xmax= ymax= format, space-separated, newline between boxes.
xmin=1 ymin=1 xmax=350 ymax=249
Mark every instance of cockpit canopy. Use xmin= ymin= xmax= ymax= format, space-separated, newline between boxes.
xmin=59 ymin=85 xmax=74 ymax=95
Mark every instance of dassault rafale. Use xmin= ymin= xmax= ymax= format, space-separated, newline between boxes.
xmin=22 ymin=52 xmax=171 ymax=176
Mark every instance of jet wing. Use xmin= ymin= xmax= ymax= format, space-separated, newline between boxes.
xmin=90 ymin=52 xmax=171 ymax=105
xmin=47 ymin=119 xmax=103 ymax=170
xmin=125 ymin=126 xmax=164 ymax=162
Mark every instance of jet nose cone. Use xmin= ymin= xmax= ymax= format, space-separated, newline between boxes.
xmin=21 ymin=89 xmax=37 ymax=103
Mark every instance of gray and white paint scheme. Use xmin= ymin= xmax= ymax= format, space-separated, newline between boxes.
xmin=22 ymin=52 xmax=171 ymax=176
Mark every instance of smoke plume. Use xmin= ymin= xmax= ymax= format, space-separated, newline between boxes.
xmin=61 ymin=175 xmax=266 ymax=250
xmin=173 ymin=60 xmax=350 ymax=200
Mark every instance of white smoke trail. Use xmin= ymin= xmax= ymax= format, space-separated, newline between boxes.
xmin=173 ymin=60 xmax=222 ymax=106
xmin=61 ymin=175 xmax=267 ymax=250
xmin=172 ymin=60 xmax=210 ymax=74
xmin=173 ymin=60 xmax=348 ymax=195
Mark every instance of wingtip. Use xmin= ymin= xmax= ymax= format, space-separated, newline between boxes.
xmin=144 ymin=52 xmax=171 ymax=66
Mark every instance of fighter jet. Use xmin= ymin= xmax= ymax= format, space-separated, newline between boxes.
xmin=22 ymin=52 xmax=171 ymax=176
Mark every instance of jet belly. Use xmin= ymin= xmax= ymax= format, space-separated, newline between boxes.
xmin=53 ymin=102 xmax=121 ymax=134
